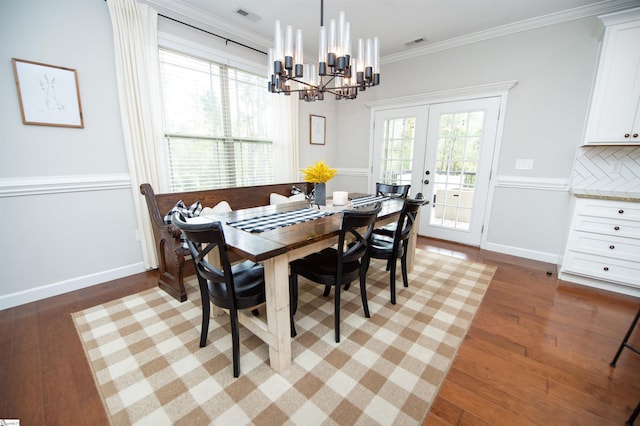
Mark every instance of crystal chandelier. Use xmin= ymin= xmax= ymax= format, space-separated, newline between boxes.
xmin=267 ymin=0 xmax=380 ymax=101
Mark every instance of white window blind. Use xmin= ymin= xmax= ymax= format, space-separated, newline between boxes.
xmin=159 ymin=49 xmax=274 ymax=191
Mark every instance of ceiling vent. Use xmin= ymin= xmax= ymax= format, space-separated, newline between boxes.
xmin=404 ymin=37 xmax=427 ymax=47
xmin=234 ymin=7 xmax=261 ymax=22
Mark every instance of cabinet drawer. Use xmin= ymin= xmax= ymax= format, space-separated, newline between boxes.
xmin=567 ymin=231 xmax=640 ymax=262
xmin=573 ymin=215 xmax=640 ymax=239
xmin=576 ymin=198 xmax=640 ymax=222
xmin=563 ymin=251 xmax=640 ymax=287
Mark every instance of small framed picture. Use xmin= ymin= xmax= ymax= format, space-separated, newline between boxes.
xmin=310 ymin=114 xmax=325 ymax=145
xmin=12 ymin=58 xmax=84 ymax=128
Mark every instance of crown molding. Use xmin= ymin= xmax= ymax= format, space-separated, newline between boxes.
xmin=144 ymin=0 xmax=637 ymax=66
xmin=382 ymin=0 xmax=639 ymax=64
xmin=144 ymin=0 xmax=272 ymax=52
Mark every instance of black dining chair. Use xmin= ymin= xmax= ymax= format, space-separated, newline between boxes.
xmin=366 ymin=197 xmax=424 ymax=305
xmin=173 ymin=215 xmax=267 ymax=378
xmin=289 ymin=203 xmax=382 ymax=343
xmin=376 ymin=182 xmax=411 ymax=199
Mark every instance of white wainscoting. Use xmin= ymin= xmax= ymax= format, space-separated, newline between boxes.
xmin=482 ymin=175 xmax=571 ymax=264
xmin=0 ymin=174 xmax=146 ymax=310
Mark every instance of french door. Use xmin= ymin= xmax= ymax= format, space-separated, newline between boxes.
xmin=372 ymin=97 xmax=500 ymax=246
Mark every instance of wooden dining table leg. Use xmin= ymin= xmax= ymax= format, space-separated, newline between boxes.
xmin=262 ymin=254 xmax=292 ymax=373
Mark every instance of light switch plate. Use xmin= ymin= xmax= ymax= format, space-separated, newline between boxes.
xmin=515 ymin=159 xmax=534 ymax=170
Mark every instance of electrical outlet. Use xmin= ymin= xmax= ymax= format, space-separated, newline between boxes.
xmin=515 ymin=159 xmax=534 ymax=170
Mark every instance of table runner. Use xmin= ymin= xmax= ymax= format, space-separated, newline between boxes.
xmin=351 ymin=194 xmax=389 ymax=208
xmin=227 ymin=207 xmax=335 ymax=233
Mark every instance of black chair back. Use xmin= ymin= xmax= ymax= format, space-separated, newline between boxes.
xmin=172 ymin=217 xmax=240 ymax=308
xmin=376 ymin=182 xmax=410 ymax=198
xmin=339 ymin=204 xmax=383 ymax=265
xmin=394 ymin=198 xmax=424 ymax=250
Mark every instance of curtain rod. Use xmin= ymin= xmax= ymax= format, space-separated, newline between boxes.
xmin=103 ymin=0 xmax=267 ymax=55
xmin=158 ymin=14 xmax=267 ymax=56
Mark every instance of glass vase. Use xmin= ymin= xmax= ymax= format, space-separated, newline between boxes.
xmin=314 ymin=182 xmax=326 ymax=206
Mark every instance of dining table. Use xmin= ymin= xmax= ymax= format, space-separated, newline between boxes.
xmin=199 ymin=194 xmax=419 ymax=373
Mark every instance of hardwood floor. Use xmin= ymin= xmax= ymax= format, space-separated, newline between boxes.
xmin=1 ymin=237 xmax=638 ymax=425
xmin=421 ymin=239 xmax=640 ymax=426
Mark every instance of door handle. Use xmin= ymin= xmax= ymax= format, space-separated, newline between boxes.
xmin=423 ymin=179 xmax=429 ymax=184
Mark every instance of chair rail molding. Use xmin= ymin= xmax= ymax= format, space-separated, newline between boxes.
xmin=0 ymin=174 xmax=131 ymax=198
xmin=336 ymin=167 xmax=368 ymax=177
xmin=494 ymin=175 xmax=571 ymax=192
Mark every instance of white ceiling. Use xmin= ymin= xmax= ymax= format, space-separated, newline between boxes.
xmin=148 ymin=0 xmax=637 ymax=59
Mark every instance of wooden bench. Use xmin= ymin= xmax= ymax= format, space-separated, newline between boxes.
xmin=140 ymin=182 xmax=314 ymax=302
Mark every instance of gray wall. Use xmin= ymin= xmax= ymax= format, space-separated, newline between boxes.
xmin=0 ymin=0 xmax=611 ymax=308
xmin=329 ymin=17 xmax=603 ymax=263
xmin=0 ymin=0 xmax=144 ymax=309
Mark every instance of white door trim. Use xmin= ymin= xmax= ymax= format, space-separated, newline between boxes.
xmin=367 ymin=80 xmax=517 ymax=249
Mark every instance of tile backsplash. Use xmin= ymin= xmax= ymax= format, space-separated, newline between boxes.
xmin=571 ymin=145 xmax=640 ymax=199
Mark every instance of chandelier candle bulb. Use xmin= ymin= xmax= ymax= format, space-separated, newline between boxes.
xmin=344 ymin=22 xmax=351 ymax=57
xmin=373 ymin=37 xmax=380 ymax=74
xmin=295 ymin=30 xmax=304 ymax=77
xmin=267 ymin=48 xmax=273 ymax=82
xmin=338 ymin=11 xmax=346 ymax=56
xmin=274 ymin=20 xmax=283 ymax=64
xmin=333 ymin=191 xmax=348 ymax=206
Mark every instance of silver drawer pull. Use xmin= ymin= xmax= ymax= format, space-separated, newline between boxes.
xmin=603 ymin=266 xmax=609 ymax=271
xmin=609 ymin=245 xmax=615 ymax=249
xmin=614 ymin=226 xmax=620 ymax=231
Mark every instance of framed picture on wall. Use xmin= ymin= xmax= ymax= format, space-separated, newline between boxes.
xmin=12 ymin=58 xmax=84 ymax=128
xmin=310 ymin=114 xmax=325 ymax=145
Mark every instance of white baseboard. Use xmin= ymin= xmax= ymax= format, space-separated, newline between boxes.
xmin=0 ymin=262 xmax=146 ymax=310
xmin=482 ymin=241 xmax=560 ymax=264
xmin=558 ymin=271 xmax=640 ymax=298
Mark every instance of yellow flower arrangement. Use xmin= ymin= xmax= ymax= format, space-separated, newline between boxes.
xmin=300 ymin=160 xmax=337 ymax=183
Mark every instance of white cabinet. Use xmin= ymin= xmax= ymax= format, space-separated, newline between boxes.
xmin=584 ymin=8 xmax=640 ymax=145
xmin=561 ymin=198 xmax=640 ymax=292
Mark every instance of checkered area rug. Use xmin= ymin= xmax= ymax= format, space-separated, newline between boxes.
xmin=72 ymin=249 xmax=496 ymax=425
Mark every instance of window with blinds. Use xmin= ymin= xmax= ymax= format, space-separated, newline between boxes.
xmin=159 ymin=49 xmax=274 ymax=191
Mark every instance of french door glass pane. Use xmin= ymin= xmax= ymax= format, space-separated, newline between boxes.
xmin=380 ymin=117 xmax=415 ymax=185
xmin=430 ymin=110 xmax=485 ymax=230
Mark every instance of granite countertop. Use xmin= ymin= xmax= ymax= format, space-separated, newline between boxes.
xmin=572 ymin=189 xmax=640 ymax=202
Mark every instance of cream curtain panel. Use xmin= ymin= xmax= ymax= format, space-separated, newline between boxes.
xmin=108 ymin=0 xmax=299 ymax=268
xmin=273 ymin=95 xmax=299 ymax=182
xmin=107 ymin=0 xmax=166 ymax=269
